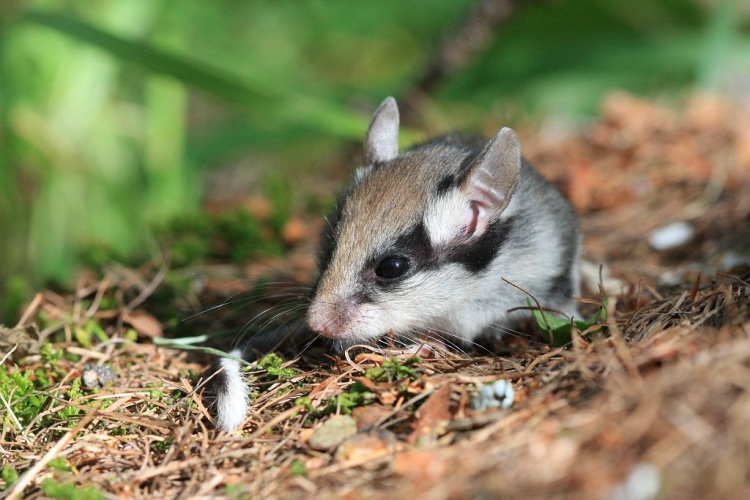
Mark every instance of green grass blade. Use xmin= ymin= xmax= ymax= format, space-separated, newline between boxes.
xmin=697 ymin=0 xmax=740 ymax=90
xmin=19 ymin=10 xmax=369 ymax=139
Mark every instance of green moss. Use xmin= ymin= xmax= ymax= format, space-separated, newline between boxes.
xmin=150 ymin=439 xmax=172 ymax=453
xmin=47 ymin=457 xmax=71 ymax=472
xmin=159 ymin=207 xmax=288 ymax=267
xmin=297 ymin=381 xmax=378 ymax=418
xmin=40 ymin=343 xmax=63 ymax=364
xmin=57 ymin=379 xmax=83 ymax=420
xmin=289 ymin=459 xmax=307 ymax=477
xmin=1 ymin=275 xmax=30 ymax=324
xmin=366 ymin=356 xmax=421 ymax=382
xmin=1 ymin=464 xmax=18 ymax=490
xmin=323 ymin=382 xmax=377 ymax=415
xmin=257 ymin=353 xmax=297 ymax=379
xmin=40 ymin=478 xmax=105 ymax=500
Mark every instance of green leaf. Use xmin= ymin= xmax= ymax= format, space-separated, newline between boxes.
xmin=530 ymin=302 xmax=572 ymax=347
xmin=698 ymin=0 xmax=742 ymax=90
xmin=530 ymin=298 xmax=607 ymax=347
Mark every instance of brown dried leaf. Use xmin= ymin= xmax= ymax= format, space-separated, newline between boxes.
xmin=392 ymin=449 xmax=447 ymax=482
xmin=0 ymin=324 xmax=40 ymax=361
xmin=308 ymin=375 xmax=339 ymax=399
xmin=378 ymin=391 xmax=398 ymax=406
xmin=243 ymin=196 xmax=273 ymax=220
xmin=352 ymin=404 xmax=392 ymax=429
xmin=415 ymin=385 xmax=452 ymax=425
xmin=335 ymin=433 xmax=395 ymax=465
xmin=409 ymin=384 xmax=453 ymax=443
xmin=353 ymin=376 xmax=378 ymax=392
xmin=123 ymin=310 xmax=163 ymax=338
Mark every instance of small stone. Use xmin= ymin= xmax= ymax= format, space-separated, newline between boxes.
xmin=81 ymin=364 xmax=118 ymax=388
xmin=608 ymin=462 xmax=661 ymax=500
xmin=307 ymin=415 xmax=357 ymax=451
xmin=335 ymin=432 xmax=394 ymax=464
xmin=471 ymin=380 xmax=515 ymax=411
xmin=720 ymin=251 xmax=750 ymax=269
xmin=648 ymin=222 xmax=694 ymax=251
xmin=492 ymin=380 xmax=515 ymax=409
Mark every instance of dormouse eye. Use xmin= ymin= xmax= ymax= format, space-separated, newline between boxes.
xmin=375 ymin=256 xmax=410 ymax=280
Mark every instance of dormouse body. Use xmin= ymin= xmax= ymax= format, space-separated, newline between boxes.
xmin=306 ymin=97 xmax=580 ymax=346
xmin=210 ymin=97 xmax=580 ymax=432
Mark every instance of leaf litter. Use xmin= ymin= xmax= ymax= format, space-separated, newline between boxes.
xmin=1 ymin=92 xmax=750 ymax=499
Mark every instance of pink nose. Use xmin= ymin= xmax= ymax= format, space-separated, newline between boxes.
xmin=306 ymin=308 xmax=346 ymax=338
xmin=306 ymin=312 xmax=337 ymax=338
xmin=307 ymin=312 xmax=343 ymax=339
xmin=306 ymin=295 xmax=364 ymax=339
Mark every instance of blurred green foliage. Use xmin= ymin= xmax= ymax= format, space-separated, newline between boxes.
xmin=0 ymin=0 xmax=747 ymax=322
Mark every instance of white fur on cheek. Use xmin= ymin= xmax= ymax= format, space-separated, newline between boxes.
xmin=214 ymin=349 xmax=249 ymax=432
xmin=344 ymin=266 xmax=474 ymax=341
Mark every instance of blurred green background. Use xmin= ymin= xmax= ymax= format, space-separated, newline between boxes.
xmin=0 ymin=0 xmax=747 ymax=322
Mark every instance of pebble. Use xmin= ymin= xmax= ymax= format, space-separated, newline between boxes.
xmin=608 ymin=462 xmax=661 ymax=500
xmin=471 ymin=380 xmax=515 ymax=411
xmin=648 ymin=222 xmax=695 ymax=251
xmin=81 ymin=364 xmax=118 ymax=388
xmin=720 ymin=251 xmax=750 ymax=269
xmin=308 ymin=415 xmax=357 ymax=450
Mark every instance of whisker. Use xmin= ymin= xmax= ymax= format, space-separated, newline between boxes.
xmin=185 ymin=287 xmax=310 ymax=322
xmin=233 ymin=305 xmax=308 ymax=347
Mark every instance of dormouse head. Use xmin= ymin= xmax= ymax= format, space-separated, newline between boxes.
xmin=306 ymin=97 xmax=522 ymax=343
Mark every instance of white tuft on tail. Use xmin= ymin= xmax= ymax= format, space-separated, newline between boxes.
xmin=214 ymin=349 xmax=249 ymax=432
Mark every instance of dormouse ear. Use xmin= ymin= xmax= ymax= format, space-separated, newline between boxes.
xmin=461 ymin=127 xmax=521 ymax=238
xmin=364 ymin=97 xmax=399 ymax=164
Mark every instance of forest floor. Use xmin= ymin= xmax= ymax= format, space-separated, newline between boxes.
xmin=2 ymin=92 xmax=749 ymax=499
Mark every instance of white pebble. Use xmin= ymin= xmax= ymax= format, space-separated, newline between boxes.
xmin=648 ymin=222 xmax=694 ymax=251
xmin=470 ymin=380 xmax=515 ymax=410
xmin=492 ymin=380 xmax=515 ymax=409
xmin=720 ymin=251 xmax=750 ymax=269
xmin=608 ymin=462 xmax=661 ymax=500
